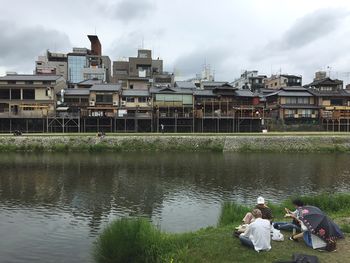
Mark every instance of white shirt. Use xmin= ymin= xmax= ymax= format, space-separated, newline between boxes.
xmin=241 ymin=218 xmax=272 ymax=252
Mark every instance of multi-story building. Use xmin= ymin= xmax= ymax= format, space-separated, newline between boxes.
xmin=0 ymin=74 xmax=66 ymax=118
xmin=304 ymin=73 xmax=349 ymax=122
xmin=67 ymin=35 xmax=111 ymax=85
xmin=87 ymin=84 xmax=121 ymax=117
xmin=35 ymin=51 xmax=68 ymax=80
xmin=265 ymin=86 xmax=319 ymax=121
xmin=231 ymin=70 xmax=267 ymax=92
xmin=304 ymin=72 xmax=343 ymax=92
xmin=113 ymin=49 xmax=173 ymax=89
xmin=264 ymin=74 xmax=302 ymax=89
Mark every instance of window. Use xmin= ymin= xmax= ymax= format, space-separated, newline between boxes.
xmin=298 ymin=97 xmax=309 ymax=104
xmin=11 ymin=89 xmax=21 ymax=100
xmin=126 ymin=97 xmax=135 ymax=103
xmin=23 ymin=89 xmax=35 ymax=100
xmin=0 ymin=103 xmax=9 ymax=113
xmin=285 ymin=109 xmax=296 ymax=118
xmin=129 ymin=84 xmax=134 ymax=89
xmin=330 ymin=99 xmax=343 ymax=106
xmin=43 ymin=81 xmax=52 ymax=85
xmin=138 ymin=97 xmax=147 ymax=103
xmin=96 ymin=94 xmax=113 ymax=103
xmin=7 ymin=81 xmax=16 ymax=84
xmin=25 ymin=81 xmax=34 ymax=85
xmin=23 ymin=107 xmax=34 ymax=111
xmin=285 ymin=97 xmax=297 ymax=104
xmin=300 ymin=109 xmax=312 ymax=117
xmin=0 ymin=89 xmax=10 ymax=99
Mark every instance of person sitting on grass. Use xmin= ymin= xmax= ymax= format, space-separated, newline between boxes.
xmin=289 ymin=221 xmax=328 ymax=250
xmin=273 ymin=199 xmax=304 ymax=233
xmin=242 ymin=196 xmax=273 ymax=224
xmin=239 ymin=209 xmax=272 ymax=252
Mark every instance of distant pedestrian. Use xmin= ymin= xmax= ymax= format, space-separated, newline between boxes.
xmin=160 ymin=124 xmax=164 ymax=133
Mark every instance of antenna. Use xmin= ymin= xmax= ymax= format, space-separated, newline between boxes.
xmin=142 ymin=37 xmax=144 ymax=49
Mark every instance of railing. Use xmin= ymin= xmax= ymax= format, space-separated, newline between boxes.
xmin=0 ymin=112 xmax=55 ymax=118
xmin=158 ymin=112 xmax=193 ymax=118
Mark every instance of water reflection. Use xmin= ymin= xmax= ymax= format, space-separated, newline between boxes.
xmin=0 ymin=153 xmax=350 ymax=262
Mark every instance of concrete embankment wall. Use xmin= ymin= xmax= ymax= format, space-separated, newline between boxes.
xmin=1 ymin=135 xmax=350 ymax=152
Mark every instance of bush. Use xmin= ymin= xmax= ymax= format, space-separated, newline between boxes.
xmin=218 ymin=202 xmax=250 ymax=226
xmin=93 ymin=218 xmax=164 ymax=263
xmin=298 ymin=193 xmax=350 ymax=213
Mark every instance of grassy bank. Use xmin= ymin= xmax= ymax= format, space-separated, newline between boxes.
xmin=2 ymin=134 xmax=350 ymax=152
xmin=94 ymin=194 xmax=350 ymax=263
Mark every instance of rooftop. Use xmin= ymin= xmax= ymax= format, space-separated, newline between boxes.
xmin=0 ymin=74 xmax=63 ymax=81
xmin=90 ymin=84 xmax=121 ymax=92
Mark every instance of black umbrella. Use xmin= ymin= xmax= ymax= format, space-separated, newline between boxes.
xmin=298 ymin=206 xmax=344 ymax=241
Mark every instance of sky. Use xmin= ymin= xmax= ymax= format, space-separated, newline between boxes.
xmin=1 ymin=0 xmax=350 ymax=84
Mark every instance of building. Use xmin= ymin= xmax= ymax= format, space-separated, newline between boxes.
xmin=0 ymin=74 xmax=66 ymax=118
xmin=200 ymin=81 xmax=228 ymax=90
xmin=112 ymin=49 xmax=173 ymax=89
xmin=67 ymin=35 xmax=111 ymax=85
xmin=35 ymin=51 xmax=68 ymax=80
xmin=304 ymin=73 xmax=343 ymax=92
xmin=231 ymin=70 xmax=267 ymax=92
xmin=120 ymin=89 xmax=152 ymax=118
xmin=56 ymin=88 xmax=90 ymax=117
xmin=264 ymin=74 xmax=302 ymax=89
xmin=265 ymin=86 xmax=319 ymax=122
xmin=87 ymin=84 xmax=121 ymax=117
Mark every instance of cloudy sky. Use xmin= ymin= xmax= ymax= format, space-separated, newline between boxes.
xmin=1 ymin=0 xmax=350 ymax=84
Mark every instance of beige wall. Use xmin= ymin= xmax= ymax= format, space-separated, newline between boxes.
xmin=128 ymin=80 xmax=148 ymax=90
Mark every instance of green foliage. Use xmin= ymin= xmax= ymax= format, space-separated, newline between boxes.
xmin=218 ymin=202 xmax=250 ymax=226
xmin=298 ymin=193 xmax=350 ymax=213
xmin=93 ymin=218 xmax=164 ymax=263
xmin=50 ymin=143 xmax=69 ymax=152
xmin=340 ymin=224 xmax=350 ymax=233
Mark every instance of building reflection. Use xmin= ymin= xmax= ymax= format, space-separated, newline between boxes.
xmin=0 ymin=152 xmax=349 ymax=233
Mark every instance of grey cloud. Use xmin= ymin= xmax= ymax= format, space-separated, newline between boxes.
xmin=0 ymin=21 xmax=71 ymax=72
xmin=257 ymin=8 xmax=349 ymax=60
xmin=173 ymin=47 xmax=231 ymax=79
xmin=106 ymin=0 xmax=154 ymax=23
xmin=278 ymin=9 xmax=349 ymax=50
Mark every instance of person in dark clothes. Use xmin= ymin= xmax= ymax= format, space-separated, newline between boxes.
xmin=242 ymin=196 xmax=273 ymax=224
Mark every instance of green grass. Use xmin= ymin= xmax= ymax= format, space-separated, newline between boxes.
xmin=93 ymin=218 xmax=192 ymax=263
xmin=218 ymin=202 xmax=250 ymax=227
xmin=95 ymin=194 xmax=350 ymax=263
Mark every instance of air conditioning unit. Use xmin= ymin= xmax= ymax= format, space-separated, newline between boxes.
xmin=89 ymin=101 xmax=95 ymax=106
xmin=113 ymin=101 xmax=118 ymax=106
xmin=121 ymin=101 xmax=126 ymax=106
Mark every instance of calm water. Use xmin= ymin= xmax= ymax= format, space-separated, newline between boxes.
xmin=0 ymin=152 xmax=350 ymax=262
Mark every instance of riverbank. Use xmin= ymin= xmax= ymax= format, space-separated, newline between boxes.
xmin=2 ymin=133 xmax=350 ymax=152
xmin=94 ymin=194 xmax=350 ymax=263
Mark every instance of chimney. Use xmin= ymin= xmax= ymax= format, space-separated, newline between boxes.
xmin=87 ymin=35 xmax=102 ymax=56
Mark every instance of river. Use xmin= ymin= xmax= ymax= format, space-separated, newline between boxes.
xmin=0 ymin=152 xmax=349 ymax=262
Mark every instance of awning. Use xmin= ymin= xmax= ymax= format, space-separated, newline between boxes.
xmin=87 ymin=106 xmax=116 ymax=110
xmin=19 ymin=105 xmax=49 ymax=108
xmin=56 ymin=107 xmax=69 ymax=111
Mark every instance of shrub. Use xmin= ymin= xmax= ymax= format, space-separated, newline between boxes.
xmin=93 ymin=218 xmax=164 ymax=263
xmin=218 ymin=202 xmax=250 ymax=226
xmin=299 ymin=193 xmax=350 ymax=213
